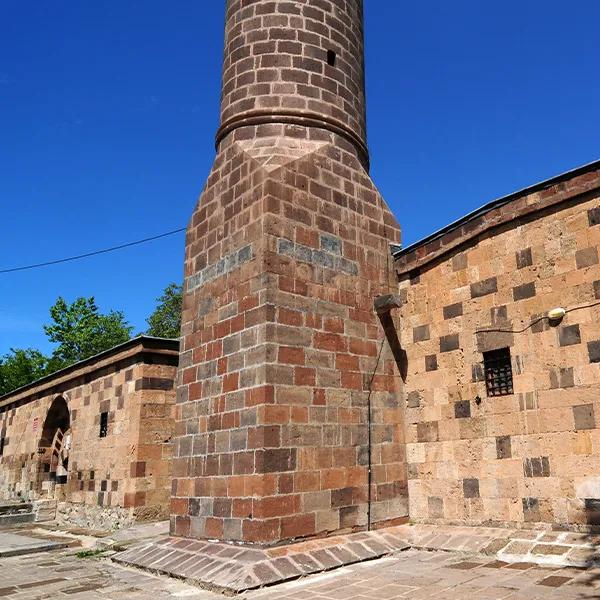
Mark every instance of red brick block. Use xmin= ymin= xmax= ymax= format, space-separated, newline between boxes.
xmin=205 ymin=517 xmax=224 ymax=539
xmin=281 ymin=513 xmax=316 ymax=540
xmin=336 ymin=354 xmax=360 ymax=371
xmin=242 ymin=518 xmax=280 ymax=543
xmin=170 ymin=497 xmax=188 ymax=516
xmin=294 ymin=367 xmax=315 ymax=386
xmin=314 ymin=332 xmax=347 ymax=352
xmin=278 ymin=473 xmax=294 ymax=494
xmin=260 ymin=405 xmax=290 ymax=424
xmin=349 ymin=338 xmax=377 ymax=357
xmin=124 ymin=491 xmax=146 ymax=508
xmin=222 ymin=373 xmax=239 ymax=393
xmin=182 ymin=367 xmax=196 ymax=385
xmin=278 ymin=346 xmax=305 ymax=365
xmin=232 ymin=498 xmax=252 ymax=518
xmin=324 ymin=317 xmax=345 ymax=333
xmin=173 ymin=516 xmax=190 ymax=537
xmin=189 ymin=382 xmax=203 ymax=400
xmin=245 ymin=385 xmax=275 ymax=407
xmin=279 ymin=308 xmax=303 ymax=326
xmin=341 ymin=371 xmax=363 ymax=390
xmin=312 ymin=389 xmax=326 ymax=405
xmin=253 ymin=494 xmax=300 ymax=518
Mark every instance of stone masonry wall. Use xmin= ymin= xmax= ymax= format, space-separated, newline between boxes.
xmin=173 ymin=0 xmax=407 ymax=545
xmin=0 ymin=340 xmax=177 ymax=529
xmin=396 ymin=168 xmax=600 ymax=531
xmin=174 ymin=123 xmax=407 ymax=544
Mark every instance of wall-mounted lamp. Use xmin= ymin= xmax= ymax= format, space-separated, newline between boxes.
xmin=548 ymin=307 xmax=566 ymax=326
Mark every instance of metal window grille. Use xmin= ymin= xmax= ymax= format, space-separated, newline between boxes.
xmin=99 ymin=412 xmax=108 ymax=438
xmin=483 ymin=348 xmax=513 ymax=396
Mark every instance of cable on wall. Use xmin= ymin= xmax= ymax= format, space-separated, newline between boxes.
xmin=474 ymin=300 xmax=600 ymax=335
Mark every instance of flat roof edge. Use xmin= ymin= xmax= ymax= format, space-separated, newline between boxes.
xmin=0 ymin=335 xmax=179 ymax=404
xmin=394 ymin=158 xmax=600 ymax=258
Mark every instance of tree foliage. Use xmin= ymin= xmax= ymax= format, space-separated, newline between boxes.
xmin=1 ymin=285 xmax=181 ymax=396
xmin=0 ymin=296 xmax=133 ymax=396
xmin=0 ymin=348 xmax=49 ymax=396
xmin=44 ymin=297 xmax=133 ymax=368
xmin=145 ymin=283 xmax=182 ymax=339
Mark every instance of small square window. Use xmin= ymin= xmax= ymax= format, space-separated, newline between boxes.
xmin=99 ymin=412 xmax=108 ymax=438
xmin=483 ymin=348 xmax=513 ymax=396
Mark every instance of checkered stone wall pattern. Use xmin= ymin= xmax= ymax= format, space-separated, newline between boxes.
xmin=0 ymin=338 xmax=178 ymax=529
xmin=395 ymin=164 xmax=600 ymax=531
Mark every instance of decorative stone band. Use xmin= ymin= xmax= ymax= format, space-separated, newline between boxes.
xmin=277 ymin=235 xmax=358 ymax=276
xmin=394 ymin=161 xmax=600 ymax=277
xmin=187 ymin=245 xmax=253 ymax=293
xmin=215 ymin=110 xmax=370 ymax=170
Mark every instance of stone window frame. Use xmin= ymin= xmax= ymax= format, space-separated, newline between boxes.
xmin=99 ymin=411 xmax=109 ymax=438
xmin=483 ymin=347 xmax=514 ymax=397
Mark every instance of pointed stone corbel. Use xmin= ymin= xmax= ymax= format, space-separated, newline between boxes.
xmin=374 ymin=294 xmax=404 ymax=314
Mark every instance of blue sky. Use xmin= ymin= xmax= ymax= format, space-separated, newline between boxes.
xmin=1 ymin=1 xmax=599 ymax=355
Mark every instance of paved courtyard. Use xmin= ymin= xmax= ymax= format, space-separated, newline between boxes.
xmin=2 ymin=547 xmax=600 ymax=599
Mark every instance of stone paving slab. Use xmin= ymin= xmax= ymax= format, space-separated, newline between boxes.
xmin=0 ymin=532 xmax=69 ymax=557
xmin=97 ymin=519 xmax=170 ymax=550
xmin=395 ymin=523 xmax=600 ymax=568
xmin=1 ymin=544 xmax=600 ymax=599
xmin=113 ymin=526 xmax=411 ymax=593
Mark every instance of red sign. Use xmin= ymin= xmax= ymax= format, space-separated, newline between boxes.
xmin=32 ymin=417 xmax=39 ymax=432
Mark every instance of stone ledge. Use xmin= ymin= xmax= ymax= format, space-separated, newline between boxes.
xmin=394 ymin=523 xmax=600 ymax=568
xmin=112 ymin=526 xmax=410 ymax=594
xmin=0 ymin=532 xmax=69 ymax=558
xmin=113 ymin=523 xmax=600 ymax=593
xmin=394 ymin=162 xmax=600 ymax=277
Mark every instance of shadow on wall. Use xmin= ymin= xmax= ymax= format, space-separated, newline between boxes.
xmin=570 ymin=504 xmax=600 ymax=597
xmin=377 ymin=310 xmax=407 ymax=383
xmin=585 ymin=499 xmax=600 ymax=528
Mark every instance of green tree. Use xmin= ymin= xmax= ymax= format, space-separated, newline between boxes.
xmin=0 ymin=348 xmax=49 ymax=396
xmin=145 ymin=283 xmax=182 ymax=339
xmin=44 ymin=296 xmax=133 ymax=368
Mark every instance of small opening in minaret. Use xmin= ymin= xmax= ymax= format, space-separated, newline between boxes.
xmin=326 ymin=49 xmax=336 ymax=66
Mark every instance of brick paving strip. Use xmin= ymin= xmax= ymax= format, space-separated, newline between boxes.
xmin=113 ymin=522 xmax=600 ymax=593
xmin=113 ymin=526 xmax=410 ymax=593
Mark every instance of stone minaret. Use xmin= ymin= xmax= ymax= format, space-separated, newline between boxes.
xmin=173 ymin=0 xmax=406 ymax=545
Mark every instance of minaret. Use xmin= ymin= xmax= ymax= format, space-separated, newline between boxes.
xmin=173 ymin=0 xmax=406 ymax=545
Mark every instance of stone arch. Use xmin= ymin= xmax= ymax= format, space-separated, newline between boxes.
xmin=37 ymin=396 xmax=71 ymax=498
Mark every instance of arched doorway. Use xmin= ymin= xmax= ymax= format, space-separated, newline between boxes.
xmin=37 ymin=396 xmax=71 ymax=499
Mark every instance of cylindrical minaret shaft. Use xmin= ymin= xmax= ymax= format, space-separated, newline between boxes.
xmin=217 ymin=0 xmax=369 ymax=166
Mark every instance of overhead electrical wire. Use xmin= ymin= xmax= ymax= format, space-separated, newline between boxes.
xmin=0 ymin=228 xmax=186 ymax=274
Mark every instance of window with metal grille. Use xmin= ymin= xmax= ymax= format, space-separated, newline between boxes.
xmin=483 ymin=348 xmax=513 ymax=396
xmin=99 ymin=412 xmax=108 ymax=438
